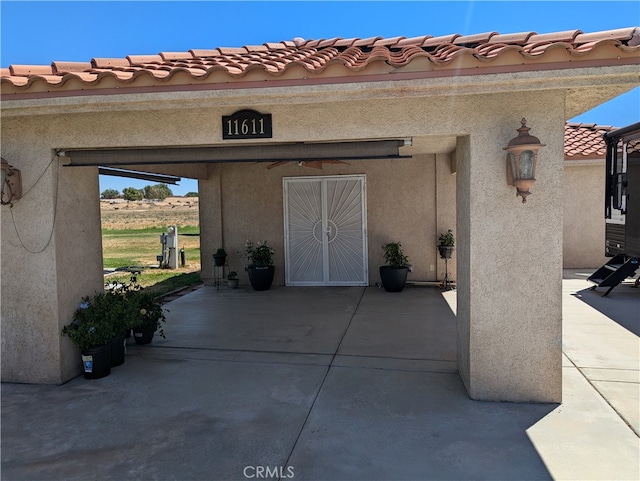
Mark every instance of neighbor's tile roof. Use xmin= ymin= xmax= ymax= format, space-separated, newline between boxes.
xmin=564 ymin=123 xmax=615 ymax=160
xmin=1 ymin=27 xmax=639 ymax=98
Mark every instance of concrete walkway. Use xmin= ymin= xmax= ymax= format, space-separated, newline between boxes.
xmin=1 ymin=274 xmax=638 ymax=481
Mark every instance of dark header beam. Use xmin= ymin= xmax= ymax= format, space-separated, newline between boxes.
xmin=61 ymin=140 xmax=409 ymax=167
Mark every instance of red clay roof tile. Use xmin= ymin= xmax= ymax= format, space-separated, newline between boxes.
xmin=373 ymin=36 xmax=406 ymax=47
xmin=396 ymin=35 xmax=434 ymax=47
xmin=454 ymin=32 xmax=498 ymax=45
xmin=422 ymin=34 xmax=460 ymax=47
xmin=574 ymin=27 xmax=638 ymax=44
xmin=91 ymin=58 xmax=131 ymax=68
xmin=352 ymin=36 xmax=383 ymax=47
xmin=126 ymin=55 xmax=163 ymax=65
xmin=528 ymin=30 xmax=582 ymax=44
xmin=564 ymin=122 xmax=617 ymax=160
xmin=488 ymin=32 xmax=536 ymax=44
xmin=159 ymin=52 xmax=194 ymax=61
xmin=2 ymin=27 xmax=638 ymax=96
xmin=52 ymin=61 xmax=93 ymax=73
xmin=9 ymin=65 xmax=54 ymax=75
xmin=188 ymin=49 xmax=221 ymax=57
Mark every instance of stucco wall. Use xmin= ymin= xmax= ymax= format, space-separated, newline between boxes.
xmin=203 ymin=155 xmax=438 ymax=287
xmin=454 ymin=91 xmax=564 ymax=403
xmin=2 ymin=83 xmax=563 ymax=398
xmin=436 ymin=153 xmax=457 ymax=283
xmin=563 ymin=162 xmax=607 ymax=268
xmin=1 ymin=118 xmax=104 ymax=383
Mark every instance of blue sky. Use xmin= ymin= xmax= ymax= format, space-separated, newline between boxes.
xmin=2 ymin=1 xmax=639 ymax=195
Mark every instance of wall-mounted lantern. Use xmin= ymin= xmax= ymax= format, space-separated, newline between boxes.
xmin=504 ymin=118 xmax=545 ymax=203
xmin=1 ymin=157 xmax=22 ymax=206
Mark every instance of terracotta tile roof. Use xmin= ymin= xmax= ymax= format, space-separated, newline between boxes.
xmin=1 ymin=27 xmax=638 ymax=98
xmin=564 ymin=122 xmax=616 ymax=160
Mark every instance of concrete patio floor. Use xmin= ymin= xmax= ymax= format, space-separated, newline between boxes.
xmin=2 ymin=273 xmax=639 ymax=481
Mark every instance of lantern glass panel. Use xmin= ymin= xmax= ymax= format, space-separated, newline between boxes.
xmin=519 ymin=150 xmax=534 ymax=179
xmin=509 ymin=152 xmax=518 ymax=178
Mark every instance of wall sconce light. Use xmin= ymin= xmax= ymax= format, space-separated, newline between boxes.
xmin=1 ymin=157 xmax=23 ymax=206
xmin=504 ymin=118 xmax=545 ymax=203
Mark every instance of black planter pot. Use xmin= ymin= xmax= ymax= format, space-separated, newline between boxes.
xmin=133 ymin=327 xmax=155 ymax=345
xmin=81 ymin=344 xmax=111 ymax=379
xmin=213 ymin=254 xmax=227 ymax=266
xmin=247 ymin=266 xmax=275 ymax=291
xmin=438 ymin=245 xmax=454 ymax=259
xmin=110 ymin=333 xmax=126 ymax=367
xmin=379 ymin=266 xmax=408 ymax=292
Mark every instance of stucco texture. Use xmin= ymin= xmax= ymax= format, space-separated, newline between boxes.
xmin=204 ymin=155 xmax=439 ymax=287
xmin=1 ymin=118 xmax=104 ymax=383
xmin=2 ymin=80 xmax=572 ymax=400
xmin=563 ymin=163 xmax=608 ymax=268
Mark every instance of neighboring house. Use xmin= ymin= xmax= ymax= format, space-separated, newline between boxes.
xmin=563 ymin=122 xmax=615 ymax=269
xmin=2 ymin=27 xmax=638 ymax=404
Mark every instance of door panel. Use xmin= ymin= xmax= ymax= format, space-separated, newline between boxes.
xmin=326 ymin=178 xmax=366 ymax=283
xmin=284 ymin=176 xmax=368 ymax=286
xmin=287 ymin=179 xmax=323 ymax=282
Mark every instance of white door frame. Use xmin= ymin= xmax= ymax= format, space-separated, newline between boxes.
xmin=283 ymin=175 xmax=368 ymax=286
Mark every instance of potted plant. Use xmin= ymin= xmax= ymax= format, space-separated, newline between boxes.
xmin=438 ymin=229 xmax=455 ymax=259
xmin=107 ymin=282 xmax=141 ymax=367
xmin=379 ymin=242 xmax=410 ymax=292
xmin=61 ymin=292 xmax=123 ymax=379
xmin=130 ymin=291 xmax=167 ymax=345
xmin=213 ymin=247 xmax=227 ymax=267
xmin=245 ymin=240 xmax=275 ymax=291
xmin=227 ymin=271 xmax=239 ymax=289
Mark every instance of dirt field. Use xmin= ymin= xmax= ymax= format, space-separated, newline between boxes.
xmin=100 ymin=196 xmax=200 ymax=230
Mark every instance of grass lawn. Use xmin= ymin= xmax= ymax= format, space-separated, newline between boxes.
xmin=102 ymin=221 xmax=202 ymax=297
xmin=102 ymin=225 xmax=201 ymax=270
xmin=105 ymin=269 xmax=202 ymax=296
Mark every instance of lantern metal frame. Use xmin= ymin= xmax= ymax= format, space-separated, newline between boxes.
xmin=504 ymin=118 xmax=545 ymax=203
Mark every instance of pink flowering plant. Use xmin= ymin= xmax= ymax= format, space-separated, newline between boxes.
xmin=245 ymin=240 xmax=275 ymax=268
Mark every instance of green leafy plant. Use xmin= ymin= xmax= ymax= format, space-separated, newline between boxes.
xmin=438 ymin=229 xmax=455 ymax=247
xmin=227 ymin=271 xmax=238 ymax=280
xmin=61 ymin=287 xmax=135 ymax=350
xmin=245 ymin=240 xmax=275 ymax=268
xmin=215 ymin=247 xmax=226 ymax=256
xmin=62 ymin=278 xmax=169 ymax=349
xmin=382 ymin=242 xmax=410 ymax=268
xmin=131 ymin=290 xmax=167 ymax=338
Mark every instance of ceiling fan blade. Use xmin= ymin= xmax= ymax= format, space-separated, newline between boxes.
xmin=266 ymin=161 xmax=289 ymax=170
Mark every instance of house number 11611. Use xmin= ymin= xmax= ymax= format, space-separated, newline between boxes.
xmin=226 ymin=118 xmax=265 ymax=136
xmin=222 ymin=110 xmax=272 ymax=140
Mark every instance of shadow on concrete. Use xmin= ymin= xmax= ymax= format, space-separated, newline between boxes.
xmin=572 ymin=284 xmax=640 ymax=336
xmin=1 ymin=286 xmax=556 ymax=480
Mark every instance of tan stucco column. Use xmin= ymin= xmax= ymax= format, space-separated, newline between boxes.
xmin=436 ymin=153 xmax=457 ymax=282
xmin=198 ymin=165 xmax=223 ymax=286
xmin=456 ymin=118 xmax=564 ymax=403
xmin=1 ymin=150 xmax=104 ymax=383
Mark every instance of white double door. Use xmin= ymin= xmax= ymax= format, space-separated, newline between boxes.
xmin=283 ymin=175 xmax=368 ymax=286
